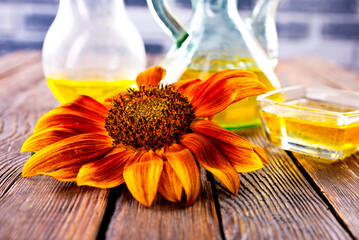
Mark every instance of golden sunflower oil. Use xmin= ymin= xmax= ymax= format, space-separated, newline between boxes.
xmin=260 ymin=99 xmax=359 ymax=159
xmin=46 ymin=73 xmax=137 ymax=103
xmin=178 ymin=57 xmax=276 ymax=128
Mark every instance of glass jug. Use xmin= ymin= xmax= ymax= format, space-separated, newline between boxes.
xmin=147 ymin=0 xmax=281 ymax=128
xmin=247 ymin=0 xmax=281 ymax=68
xmin=43 ymin=0 xmax=146 ymax=104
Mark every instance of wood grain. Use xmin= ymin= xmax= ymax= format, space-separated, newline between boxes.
xmin=276 ymin=57 xmax=331 ymax=88
xmin=292 ymin=57 xmax=359 ymax=91
xmin=292 ymin=152 xmax=359 ymax=239
xmin=106 ymin=168 xmax=222 ymax=240
xmin=0 ymin=58 xmax=109 ymax=240
xmin=0 ymin=50 xmax=41 ymax=79
xmin=215 ymin=128 xmax=351 ymax=240
xmin=0 ymin=61 xmax=44 ymax=113
xmin=276 ymin=56 xmax=359 ymax=90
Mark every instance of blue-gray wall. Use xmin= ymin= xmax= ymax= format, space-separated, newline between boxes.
xmin=0 ymin=0 xmax=358 ymax=71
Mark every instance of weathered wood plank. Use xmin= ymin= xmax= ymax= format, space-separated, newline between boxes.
xmin=106 ymin=168 xmax=222 ymax=240
xmin=277 ymin=56 xmax=359 ymax=90
xmin=291 ymin=152 xmax=359 ymax=239
xmin=292 ymin=57 xmax=359 ymax=91
xmin=276 ymin=57 xmax=330 ymax=88
xmin=0 ymin=176 xmax=109 ymax=240
xmin=215 ymin=128 xmax=351 ymax=240
xmin=0 ymin=50 xmax=41 ymax=79
xmin=0 ymin=73 xmax=109 ymax=239
xmin=0 ymin=61 xmax=44 ymax=113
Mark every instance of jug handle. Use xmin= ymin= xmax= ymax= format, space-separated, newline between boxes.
xmin=247 ymin=0 xmax=281 ymax=68
xmin=147 ymin=0 xmax=189 ymax=47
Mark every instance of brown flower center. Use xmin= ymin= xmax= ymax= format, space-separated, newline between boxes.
xmin=105 ymin=85 xmax=195 ymax=150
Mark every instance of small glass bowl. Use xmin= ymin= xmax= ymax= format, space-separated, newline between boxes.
xmin=257 ymin=86 xmax=359 ymax=160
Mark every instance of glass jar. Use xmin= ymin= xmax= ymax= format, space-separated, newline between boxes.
xmin=43 ymin=0 xmax=146 ymax=103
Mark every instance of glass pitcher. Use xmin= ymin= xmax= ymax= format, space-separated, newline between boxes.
xmin=247 ymin=0 xmax=281 ymax=68
xmin=43 ymin=0 xmax=146 ymax=104
xmin=147 ymin=0 xmax=281 ymax=128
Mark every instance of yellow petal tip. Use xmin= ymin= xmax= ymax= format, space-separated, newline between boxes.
xmin=141 ymin=197 xmax=155 ymax=207
xmin=20 ymin=145 xmax=28 ymax=153
xmin=22 ymin=169 xmax=33 ymax=178
xmin=76 ymin=181 xmax=84 ymax=187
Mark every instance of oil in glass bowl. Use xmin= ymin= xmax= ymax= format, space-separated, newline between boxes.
xmin=257 ymin=86 xmax=359 ymax=160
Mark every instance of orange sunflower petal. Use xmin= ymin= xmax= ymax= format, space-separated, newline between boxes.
xmin=136 ymin=66 xmax=166 ymax=88
xmin=123 ymin=151 xmax=163 ymax=207
xmin=34 ymin=113 xmax=105 ymax=134
xmin=189 ymin=69 xmax=268 ymax=117
xmin=251 ymin=143 xmax=269 ymax=164
xmin=157 ymin=161 xmax=183 ymax=203
xmin=164 ymin=144 xmax=200 ymax=205
xmin=40 ymin=96 xmax=107 ymax=126
xmin=102 ymin=101 xmax=113 ymax=110
xmin=171 ymin=78 xmax=202 ymax=102
xmin=193 ymin=69 xmax=256 ymax=94
xmin=155 ymin=147 xmax=165 ymax=159
xmin=180 ymin=133 xmax=240 ymax=195
xmin=77 ymin=148 xmax=136 ymax=188
xmin=33 ymin=96 xmax=107 ymax=133
xmin=40 ymin=163 xmax=83 ymax=182
xmin=191 ymin=120 xmax=264 ymax=172
xmin=63 ymin=95 xmax=108 ymax=116
xmin=22 ymin=133 xmax=113 ymax=177
xmin=21 ymin=127 xmax=78 ymax=152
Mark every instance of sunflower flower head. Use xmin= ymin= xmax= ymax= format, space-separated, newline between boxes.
xmin=21 ymin=66 xmax=268 ymax=207
xmin=105 ymin=85 xmax=195 ymax=150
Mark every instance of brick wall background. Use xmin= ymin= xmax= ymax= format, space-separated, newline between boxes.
xmin=0 ymin=0 xmax=358 ymax=71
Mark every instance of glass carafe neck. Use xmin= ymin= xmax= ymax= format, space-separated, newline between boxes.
xmin=189 ymin=0 xmax=245 ymax=37
xmin=58 ymin=0 xmax=126 ymax=20
xmin=192 ymin=0 xmax=236 ymax=15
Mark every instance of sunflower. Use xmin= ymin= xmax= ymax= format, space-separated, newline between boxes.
xmin=21 ymin=66 xmax=268 ymax=207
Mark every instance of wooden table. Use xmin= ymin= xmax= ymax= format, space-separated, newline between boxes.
xmin=1 ymin=50 xmax=359 ymax=240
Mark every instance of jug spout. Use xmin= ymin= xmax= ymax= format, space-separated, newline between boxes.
xmin=247 ymin=0 xmax=281 ymax=68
